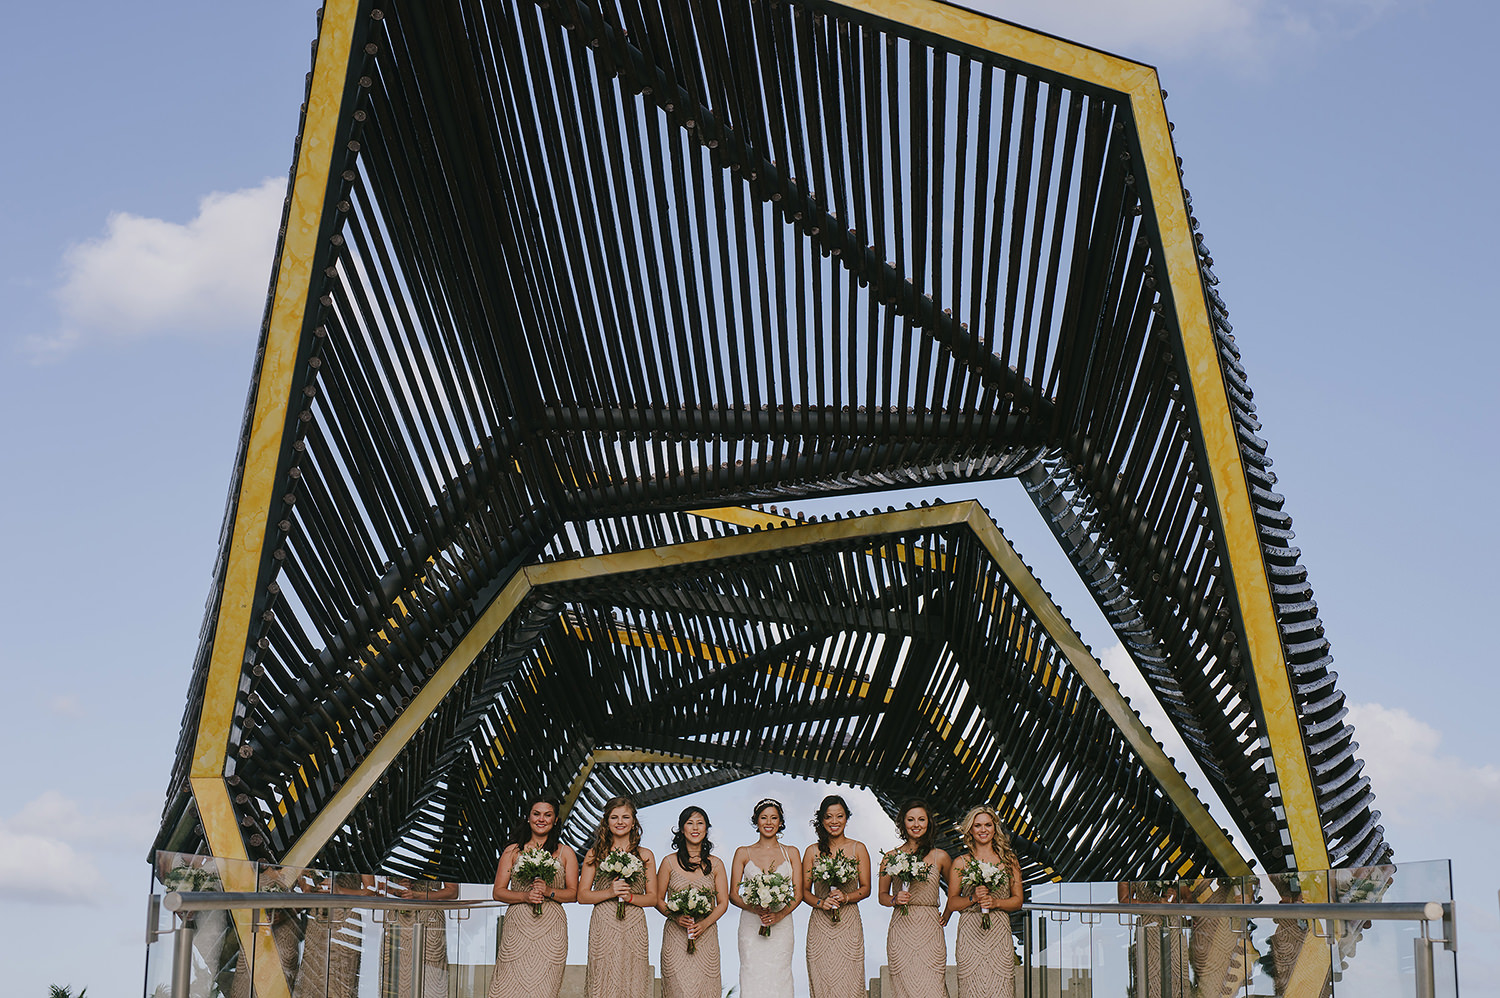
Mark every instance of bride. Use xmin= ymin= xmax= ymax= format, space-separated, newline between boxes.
xmin=729 ymin=799 xmax=803 ymax=997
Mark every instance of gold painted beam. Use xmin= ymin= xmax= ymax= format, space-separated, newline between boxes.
xmin=283 ymin=501 xmax=1244 ymax=878
xmin=965 ymin=506 xmax=1251 ymax=877
xmin=813 ymin=0 xmax=1325 ymax=873
xmin=186 ymin=6 xmax=362 ymax=992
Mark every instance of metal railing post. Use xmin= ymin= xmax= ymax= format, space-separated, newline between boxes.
xmin=170 ymin=914 xmax=196 ymax=998
xmin=1413 ymin=934 xmax=1435 ymax=998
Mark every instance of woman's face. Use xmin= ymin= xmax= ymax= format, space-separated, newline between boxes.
xmin=821 ymin=804 xmax=848 ymax=838
xmin=682 ymin=812 xmax=707 ymax=845
xmin=757 ymin=806 xmax=782 ymax=838
xmin=971 ymin=811 xmax=995 ymax=846
xmin=608 ymin=805 xmax=635 ymax=839
xmin=528 ymin=802 xmax=556 ymax=837
xmin=902 ymin=807 xmax=929 ymax=842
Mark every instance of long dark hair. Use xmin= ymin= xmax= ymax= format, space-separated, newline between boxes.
xmin=508 ymin=794 xmax=563 ymax=853
xmin=671 ymin=805 xmax=714 ymax=874
xmin=896 ymin=798 xmax=934 ymax=856
xmin=587 ymin=795 xmax=642 ymax=865
xmin=813 ymin=795 xmax=851 ymax=856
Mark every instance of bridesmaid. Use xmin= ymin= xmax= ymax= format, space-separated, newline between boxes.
xmin=656 ymin=805 xmax=728 ymax=998
xmin=488 ymin=796 xmax=578 ymax=998
xmin=802 ymin=795 xmax=871 ymax=998
xmin=943 ymin=805 xmax=1023 ymax=998
xmin=578 ymin=796 xmax=657 ymax=998
xmin=878 ymin=799 xmax=951 ymax=998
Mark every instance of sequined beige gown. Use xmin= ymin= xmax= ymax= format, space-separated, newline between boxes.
xmin=585 ymin=869 xmax=651 ymax=998
xmin=660 ymin=863 xmax=721 ymax=998
xmin=1130 ymin=885 xmax=1188 ymax=998
xmin=954 ymin=871 xmax=1014 ymax=998
xmin=487 ymin=870 xmax=567 ymax=998
xmin=381 ymin=909 xmax=449 ymax=998
xmin=806 ymin=869 xmax=864 ymax=998
xmin=886 ymin=862 xmax=947 ymax=998
xmin=1187 ymin=882 xmax=1254 ymax=998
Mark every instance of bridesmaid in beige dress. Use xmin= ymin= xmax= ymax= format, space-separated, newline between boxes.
xmin=656 ymin=805 xmax=728 ymax=998
xmin=878 ymin=799 xmax=951 ymax=998
xmin=943 ymin=806 xmax=1023 ymax=998
xmin=578 ymin=796 xmax=657 ymax=998
xmin=802 ymin=795 xmax=871 ymax=998
xmin=488 ymin=796 xmax=578 ymax=998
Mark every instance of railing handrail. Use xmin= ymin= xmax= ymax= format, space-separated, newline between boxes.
xmin=1023 ymin=900 xmax=1447 ymax=922
xmin=162 ymin=891 xmax=505 ymax=913
xmin=160 ymin=889 xmax=1446 ymax=924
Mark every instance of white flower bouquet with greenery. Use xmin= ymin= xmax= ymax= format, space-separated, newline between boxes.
xmin=959 ymin=860 xmax=1011 ymax=929
xmin=512 ymin=847 xmax=560 ymax=916
xmin=598 ymin=849 xmax=646 ymax=918
xmin=737 ymin=869 xmax=794 ymax=936
xmin=664 ymin=884 xmax=716 ymax=952
xmin=881 ymin=850 xmax=930 ymax=916
xmin=809 ymin=850 xmax=860 ymax=922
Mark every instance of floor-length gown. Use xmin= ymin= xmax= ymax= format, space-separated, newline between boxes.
xmin=487 ymin=869 xmax=567 ymax=998
xmin=380 ymin=909 xmax=449 ymax=998
xmin=954 ymin=878 xmax=1015 ymax=998
xmin=806 ymin=871 xmax=864 ymax=998
xmin=737 ymin=849 xmax=796 ymax=998
xmin=886 ymin=862 xmax=947 ymax=998
xmin=660 ymin=863 xmax=721 ymax=998
xmin=585 ymin=869 xmax=651 ymax=998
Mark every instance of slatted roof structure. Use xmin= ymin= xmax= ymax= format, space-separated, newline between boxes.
xmin=155 ymin=0 xmax=1388 ymax=932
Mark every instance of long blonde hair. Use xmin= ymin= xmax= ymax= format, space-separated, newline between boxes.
xmin=960 ymin=805 xmax=1017 ymax=870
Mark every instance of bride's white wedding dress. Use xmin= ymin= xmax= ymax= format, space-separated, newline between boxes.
xmin=737 ymin=848 xmax=795 ymax=998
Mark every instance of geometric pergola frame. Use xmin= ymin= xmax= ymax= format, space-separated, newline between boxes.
xmin=157 ymin=13 xmax=1386 ymax=994
xmin=278 ymin=501 xmax=1251 ymax=882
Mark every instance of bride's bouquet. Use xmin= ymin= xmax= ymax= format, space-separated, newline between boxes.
xmin=663 ymin=884 xmax=716 ymax=953
xmin=512 ymin=847 xmax=560 ymax=916
xmin=959 ymin=860 xmax=1011 ymax=929
xmin=598 ymin=849 xmax=646 ymax=919
xmin=809 ymin=850 xmax=860 ymax=922
xmin=737 ymin=869 xmax=795 ymax=936
xmin=881 ymin=850 xmax=930 ymax=916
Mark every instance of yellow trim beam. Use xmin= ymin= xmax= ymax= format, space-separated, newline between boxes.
xmin=816 ymin=0 xmax=1325 ymax=873
xmin=187 ymin=2 xmax=363 ymax=994
xmin=284 ymin=501 xmax=1246 ymax=877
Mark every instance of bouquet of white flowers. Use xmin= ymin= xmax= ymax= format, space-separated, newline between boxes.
xmin=959 ymin=859 xmax=1011 ymax=929
xmin=162 ymin=865 xmax=223 ymax=893
xmin=598 ymin=849 xmax=646 ymax=919
xmin=663 ymin=884 xmax=717 ymax=952
xmin=737 ymin=869 xmax=795 ymax=936
xmin=512 ymin=847 xmax=561 ymax=916
xmin=809 ymin=850 xmax=860 ymax=922
xmin=881 ymin=850 xmax=930 ymax=916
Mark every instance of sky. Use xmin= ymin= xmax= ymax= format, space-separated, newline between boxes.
xmin=0 ymin=0 xmax=1495 ymax=994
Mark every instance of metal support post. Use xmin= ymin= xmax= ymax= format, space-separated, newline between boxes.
xmin=171 ymin=915 xmax=196 ymax=998
xmin=1413 ymin=934 xmax=1435 ymax=998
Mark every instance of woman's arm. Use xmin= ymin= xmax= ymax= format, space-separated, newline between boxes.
xmin=625 ymin=848 xmax=658 ymax=908
xmin=491 ymin=845 xmax=534 ymax=905
xmin=655 ymin=855 xmax=676 ymax=917
xmin=801 ymin=845 xmax=826 ymax=909
xmin=727 ymin=848 xmax=752 ymax=912
xmin=995 ymin=855 xmax=1024 ymax=913
xmin=551 ymin=845 xmax=579 ymax=903
xmin=696 ymin=857 xmax=731 ymax=930
xmin=762 ymin=847 xmax=802 ymax=926
xmin=848 ymin=841 xmax=873 ymax=904
xmin=877 ymin=853 xmax=895 ymax=908
xmin=577 ymin=850 xmax=613 ymax=905
xmin=944 ymin=855 xmax=974 ymax=923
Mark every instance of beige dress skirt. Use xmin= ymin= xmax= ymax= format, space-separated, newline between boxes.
xmin=886 ymin=866 xmax=946 ymax=998
xmin=487 ymin=887 xmax=567 ymax=998
xmin=806 ymin=877 xmax=864 ymax=998
xmin=660 ymin=864 xmax=721 ymax=998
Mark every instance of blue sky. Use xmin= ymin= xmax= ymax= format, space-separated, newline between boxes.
xmin=1 ymin=1 xmax=1495 ymax=994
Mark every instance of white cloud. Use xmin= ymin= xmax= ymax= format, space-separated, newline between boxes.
xmin=27 ymin=177 xmax=284 ymax=361
xmin=1346 ymin=701 xmax=1500 ymax=828
xmin=0 ymin=793 xmax=108 ymax=905
xmin=969 ymin=0 xmax=1402 ymax=66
